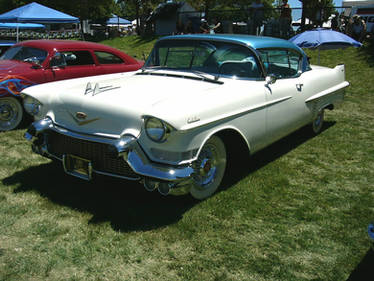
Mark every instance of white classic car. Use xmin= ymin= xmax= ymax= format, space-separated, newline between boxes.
xmin=22 ymin=34 xmax=349 ymax=199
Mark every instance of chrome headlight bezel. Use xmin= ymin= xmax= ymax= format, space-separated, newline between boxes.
xmin=22 ymin=94 xmax=43 ymax=117
xmin=144 ymin=116 xmax=173 ymax=143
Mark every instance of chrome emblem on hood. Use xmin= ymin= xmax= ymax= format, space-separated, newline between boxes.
xmin=69 ymin=112 xmax=100 ymax=126
xmin=76 ymin=112 xmax=87 ymax=120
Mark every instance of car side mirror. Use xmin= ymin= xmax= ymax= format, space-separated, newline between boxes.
xmin=265 ymin=74 xmax=277 ymax=85
xmin=50 ymin=52 xmax=66 ymax=69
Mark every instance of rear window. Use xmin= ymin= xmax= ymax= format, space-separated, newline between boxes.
xmin=95 ymin=51 xmax=124 ymax=64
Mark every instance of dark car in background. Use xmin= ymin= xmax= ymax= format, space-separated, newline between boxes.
xmin=0 ymin=40 xmax=143 ymax=131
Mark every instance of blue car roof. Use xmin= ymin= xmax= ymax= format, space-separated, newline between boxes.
xmin=160 ymin=34 xmax=303 ymax=52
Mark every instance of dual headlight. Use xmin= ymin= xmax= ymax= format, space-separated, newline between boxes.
xmin=22 ymin=95 xmax=43 ymax=118
xmin=144 ymin=116 xmax=174 ymax=143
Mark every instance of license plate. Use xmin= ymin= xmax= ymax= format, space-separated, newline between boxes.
xmin=63 ymin=154 xmax=92 ymax=180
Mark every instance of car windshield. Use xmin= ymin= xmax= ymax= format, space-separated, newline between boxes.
xmin=144 ymin=40 xmax=262 ymax=79
xmin=0 ymin=46 xmax=48 ymax=65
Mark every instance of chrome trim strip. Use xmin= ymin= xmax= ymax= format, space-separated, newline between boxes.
xmin=52 ymin=121 xmax=120 ymax=139
xmin=91 ymin=169 xmax=140 ymax=181
xmin=51 ymin=124 xmax=127 ymax=145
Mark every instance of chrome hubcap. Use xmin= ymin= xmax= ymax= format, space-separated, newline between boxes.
xmin=0 ymin=104 xmax=13 ymax=121
xmin=193 ymin=145 xmax=217 ymax=187
xmin=315 ymin=113 xmax=321 ymax=126
xmin=0 ymin=97 xmax=22 ymax=131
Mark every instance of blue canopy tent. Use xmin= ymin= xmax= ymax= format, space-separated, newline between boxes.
xmin=0 ymin=23 xmax=45 ymax=29
xmin=106 ymin=15 xmax=131 ymax=26
xmin=0 ymin=2 xmax=79 ymax=23
xmin=0 ymin=2 xmax=79 ymax=41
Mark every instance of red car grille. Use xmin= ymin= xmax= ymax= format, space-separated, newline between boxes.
xmin=46 ymin=131 xmax=138 ymax=179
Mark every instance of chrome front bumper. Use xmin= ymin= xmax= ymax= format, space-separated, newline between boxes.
xmin=25 ymin=118 xmax=194 ymax=195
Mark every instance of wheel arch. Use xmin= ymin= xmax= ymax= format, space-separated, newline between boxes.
xmin=198 ymin=127 xmax=251 ymax=161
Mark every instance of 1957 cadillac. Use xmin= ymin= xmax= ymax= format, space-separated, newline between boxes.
xmin=22 ymin=34 xmax=349 ymax=199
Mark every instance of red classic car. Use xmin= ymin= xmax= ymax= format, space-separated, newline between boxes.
xmin=0 ymin=40 xmax=143 ymax=131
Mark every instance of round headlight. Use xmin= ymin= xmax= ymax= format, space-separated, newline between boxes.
xmin=145 ymin=117 xmax=167 ymax=142
xmin=23 ymin=95 xmax=42 ymax=117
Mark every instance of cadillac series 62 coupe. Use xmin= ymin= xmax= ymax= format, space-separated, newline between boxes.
xmin=23 ymin=34 xmax=349 ymax=199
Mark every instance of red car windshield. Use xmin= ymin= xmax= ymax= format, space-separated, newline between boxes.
xmin=0 ymin=46 xmax=48 ymax=65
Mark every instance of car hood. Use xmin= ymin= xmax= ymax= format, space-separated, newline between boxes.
xmin=0 ymin=60 xmax=33 ymax=77
xmin=22 ymin=72 xmax=231 ymax=137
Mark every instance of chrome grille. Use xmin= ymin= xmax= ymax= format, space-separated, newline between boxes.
xmin=46 ymin=130 xmax=138 ymax=179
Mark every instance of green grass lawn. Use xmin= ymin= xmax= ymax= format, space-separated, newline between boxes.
xmin=0 ymin=36 xmax=373 ymax=281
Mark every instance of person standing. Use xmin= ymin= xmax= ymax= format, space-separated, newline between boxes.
xmin=209 ymin=18 xmax=222 ymax=34
xmin=200 ymin=19 xmax=209 ymax=33
xmin=279 ymin=0 xmax=292 ymax=38
xmin=250 ymin=0 xmax=264 ymax=35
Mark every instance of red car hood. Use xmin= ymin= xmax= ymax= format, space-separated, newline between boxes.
xmin=0 ymin=60 xmax=32 ymax=78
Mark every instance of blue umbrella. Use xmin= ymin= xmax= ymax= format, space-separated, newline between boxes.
xmin=289 ymin=28 xmax=362 ymax=63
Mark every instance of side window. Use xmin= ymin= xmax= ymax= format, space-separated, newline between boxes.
xmin=214 ymin=46 xmax=261 ymax=78
xmin=259 ymin=49 xmax=302 ymax=78
xmin=95 ymin=51 xmax=124 ymax=64
xmin=61 ymin=51 xmax=95 ymax=66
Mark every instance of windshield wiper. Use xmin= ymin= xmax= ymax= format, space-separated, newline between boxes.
xmin=137 ymin=68 xmax=223 ymax=85
xmin=190 ymin=70 xmax=220 ymax=84
xmin=140 ymin=66 xmax=166 ymax=73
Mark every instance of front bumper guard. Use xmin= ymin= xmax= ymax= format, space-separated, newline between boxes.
xmin=25 ymin=118 xmax=194 ymax=195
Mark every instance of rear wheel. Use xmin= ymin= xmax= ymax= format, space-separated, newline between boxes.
xmin=0 ymin=97 xmax=24 ymax=131
xmin=190 ymin=136 xmax=227 ymax=200
xmin=312 ymin=108 xmax=324 ymax=134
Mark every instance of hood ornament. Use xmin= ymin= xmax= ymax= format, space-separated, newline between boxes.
xmin=84 ymin=82 xmax=120 ymax=96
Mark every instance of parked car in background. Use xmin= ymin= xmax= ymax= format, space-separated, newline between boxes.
xmin=0 ymin=40 xmax=143 ymax=131
xmin=23 ymin=34 xmax=349 ymax=199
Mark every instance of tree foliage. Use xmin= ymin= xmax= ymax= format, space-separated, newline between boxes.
xmin=300 ymin=0 xmax=336 ymax=26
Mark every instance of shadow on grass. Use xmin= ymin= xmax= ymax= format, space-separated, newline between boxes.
xmin=2 ymin=122 xmax=335 ymax=232
xmin=220 ymin=121 xmax=336 ymax=191
xmin=3 ymin=163 xmax=196 ymax=232
xmin=347 ymin=247 xmax=374 ymax=281
xmin=358 ymin=40 xmax=374 ymax=67
xmin=132 ymin=35 xmax=159 ymax=44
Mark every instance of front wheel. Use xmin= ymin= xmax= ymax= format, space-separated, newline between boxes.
xmin=0 ymin=97 xmax=24 ymax=131
xmin=312 ymin=108 xmax=324 ymax=134
xmin=190 ymin=136 xmax=227 ymax=200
